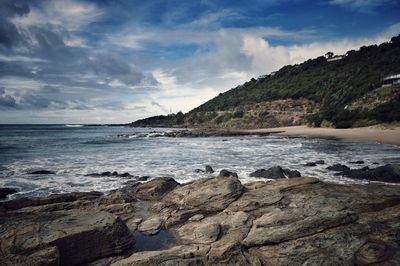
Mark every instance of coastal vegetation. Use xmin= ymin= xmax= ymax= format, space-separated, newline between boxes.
xmin=130 ymin=35 xmax=400 ymax=128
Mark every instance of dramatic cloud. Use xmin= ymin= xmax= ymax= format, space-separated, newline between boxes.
xmin=0 ymin=0 xmax=398 ymax=123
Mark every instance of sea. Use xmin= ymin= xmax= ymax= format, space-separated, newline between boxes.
xmin=1 ymin=124 xmax=399 ymax=199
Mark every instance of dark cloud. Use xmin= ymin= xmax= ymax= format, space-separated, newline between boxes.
xmin=0 ymin=88 xmax=17 ymax=109
xmin=0 ymin=0 xmax=29 ymax=48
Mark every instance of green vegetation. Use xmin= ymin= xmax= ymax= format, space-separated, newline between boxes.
xmin=131 ymin=36 xmax=400 ymax=128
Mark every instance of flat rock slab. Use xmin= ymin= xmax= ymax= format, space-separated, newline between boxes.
xmin=164 ymin=176 xmax=244 ymax=212
xmin=0 ymin=210 xmax=133 ymax=265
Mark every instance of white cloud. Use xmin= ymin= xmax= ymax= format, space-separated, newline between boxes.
xmin=13 ymin=0 xmax=103 ymax=30
xmin=329 ymin=0 xmax=393 ymax=12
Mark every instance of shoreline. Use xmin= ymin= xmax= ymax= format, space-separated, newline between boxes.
xmin=243 ymin=125 xmax=400 ymax=146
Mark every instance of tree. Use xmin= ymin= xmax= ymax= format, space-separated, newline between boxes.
xmin=325 ymin=52 xmax=334 ymax=59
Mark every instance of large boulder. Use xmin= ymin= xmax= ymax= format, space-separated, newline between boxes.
xmin=0 ymin=210 xmax=133 ymax=265
xmin=249 ymin=166 xmax=301 ymax=179
xmin=165 ymin=176 xmax=244 ymax=212
xmin=134 ymin=177 xmax=179 ymax=200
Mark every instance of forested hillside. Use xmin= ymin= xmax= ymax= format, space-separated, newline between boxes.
xmin=130 ymin=36 xmax=400 ymax=128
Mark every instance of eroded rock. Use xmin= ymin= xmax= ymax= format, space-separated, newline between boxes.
xmin=164 ymin=175 xmax=243 ymax=212
xmin=0 ymin=210 xmax=133 ymax=265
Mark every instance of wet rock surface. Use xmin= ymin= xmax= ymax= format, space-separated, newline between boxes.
xmin=1 ymin=175 xmax=400 ymax=265
xmin=250 ymin=166 xmax=301 ymax=179
xmin=337 ymin=164 xmax=400 ymax=183
xmin=0 ymin=187 xmax=17 ymax=199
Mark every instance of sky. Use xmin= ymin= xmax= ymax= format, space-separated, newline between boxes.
xmin=0 ymin=0 xmax=399 ymax=124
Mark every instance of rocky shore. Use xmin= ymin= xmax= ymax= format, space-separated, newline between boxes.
xmin=1 ymin=171 xmax=400 ymax=265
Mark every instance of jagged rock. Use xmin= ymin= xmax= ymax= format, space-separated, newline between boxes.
xmin=0 ymin=187 xmax=17 ymax=199
xmin=250 ymin=166 xmax=300 ymax=179
xmin=338 ymin=164 xmax=400 ymax=183
xmin=219 ymin=169 xmax=238 ymax=178
xmin=138 ymin=216 xmax=162 ymax=235
xmin=0 ymin=210 xmax=133 ymax=265
xmin=327 ymin=163 xmax=350 ymax=171
xmin=27 ymin=170 xmax=55 ymax=175
xmin=283 ymin=168 xmax=301 ymax=178
xmin=315 ymin=160 xmax=325 ymax=164
xmin=249 ymin=166 xmax=285 ymax=179
xmin=134 ymin=177 xmax=179 ymax=200
xmin=205 ymin=165 xmax=214 ymax=173
xmin=165 ymin=176 xmax=243 ymax=212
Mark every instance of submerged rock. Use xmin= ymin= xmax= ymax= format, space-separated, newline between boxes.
xmin=27 ymin=170 xmax=55 ymax=175
xmin=327 ymin=163 xmax=350 ymax=171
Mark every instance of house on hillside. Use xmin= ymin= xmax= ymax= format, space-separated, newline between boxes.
xmin=327 ymin=55 xmax=346 ymax=62
xmin=382 ymin=74 xmax=400 ymax=87
xmin=258 ymin=74 xmax=268 ymax=79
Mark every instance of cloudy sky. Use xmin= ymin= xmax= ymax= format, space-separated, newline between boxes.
xmin=0 ymin=0 xmax=399 ymax=124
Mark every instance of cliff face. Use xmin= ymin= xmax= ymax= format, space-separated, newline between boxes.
xmin=130 ymin=35 xmax=400 ymax=128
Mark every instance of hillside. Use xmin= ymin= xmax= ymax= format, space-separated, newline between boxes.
xmin=130 ymin=35 xmax=400 ymax=129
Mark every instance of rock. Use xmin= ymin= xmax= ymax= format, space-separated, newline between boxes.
xmin=137 ymin=176 xmax=149 ymax=181
xmin=305 ymin=160 xmax=324 ymax=167
xmin=189 ymin=214 xmax=204 ymax=222
xmin=112 ymin=244 xmax=210 ymax=266
xmin=243 ymin=208 xmax=358 ymax=247
xmin=249 ymin=166 xmax=286 ymax=179
xmin=27 ymin=170 xmax=55 ymax=175
xmin=119 ymin=172 xmax=133 ymax=177
xmin=304 ymin=162 xmax=317 ymax=167
xmin=194 ymin=168 xmax=205 ymax=173
xmin=177 ymin=222 xmax=220 ymax=244
xmin=205 ymin=165 xmax=214 ymax=173
xmin=327 ymin=163 xmax=350 ymax=171
xmin=350 ymin=160 xmax=365 ymax=164
xmin=134 ymin=177 xmax=179 ymax=200
xmin=338 ymin=164 xmax=400 ymax=183
xmin=0 ymin=210 xmax=133 ymax=265
xmin=0 ymin=187 xmax=17 ymax=199
xmin=283 ymin=168 xmax=301 ymax=178
xmin=219 ymin=169 xmax=238 ymax=178
xmin=165 ymin=176 xmax=243 ymax=212
xmin=138 ymin=216 xmax=162 ymax=235
xmin=355 ymin=240 xmax=390 ymax=265
xmin=0 ymin=191 xmax=103 ymax=211
xmin=227 ymin=186 xmax=283 ymax=212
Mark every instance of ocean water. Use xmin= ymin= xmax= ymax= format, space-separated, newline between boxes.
xmin=1 ymin=124 xmax=399 ymax=199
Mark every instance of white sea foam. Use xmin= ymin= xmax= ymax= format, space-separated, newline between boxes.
xmin=1 ymin=126 xmax=399 ymax=199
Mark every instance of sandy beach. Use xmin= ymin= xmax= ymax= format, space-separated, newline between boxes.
xmin=246 ymin=125 xmax=400 ymax=146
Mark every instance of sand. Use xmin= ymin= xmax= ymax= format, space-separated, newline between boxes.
xmin=245 ymin=125 xmax=400 ymax=146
